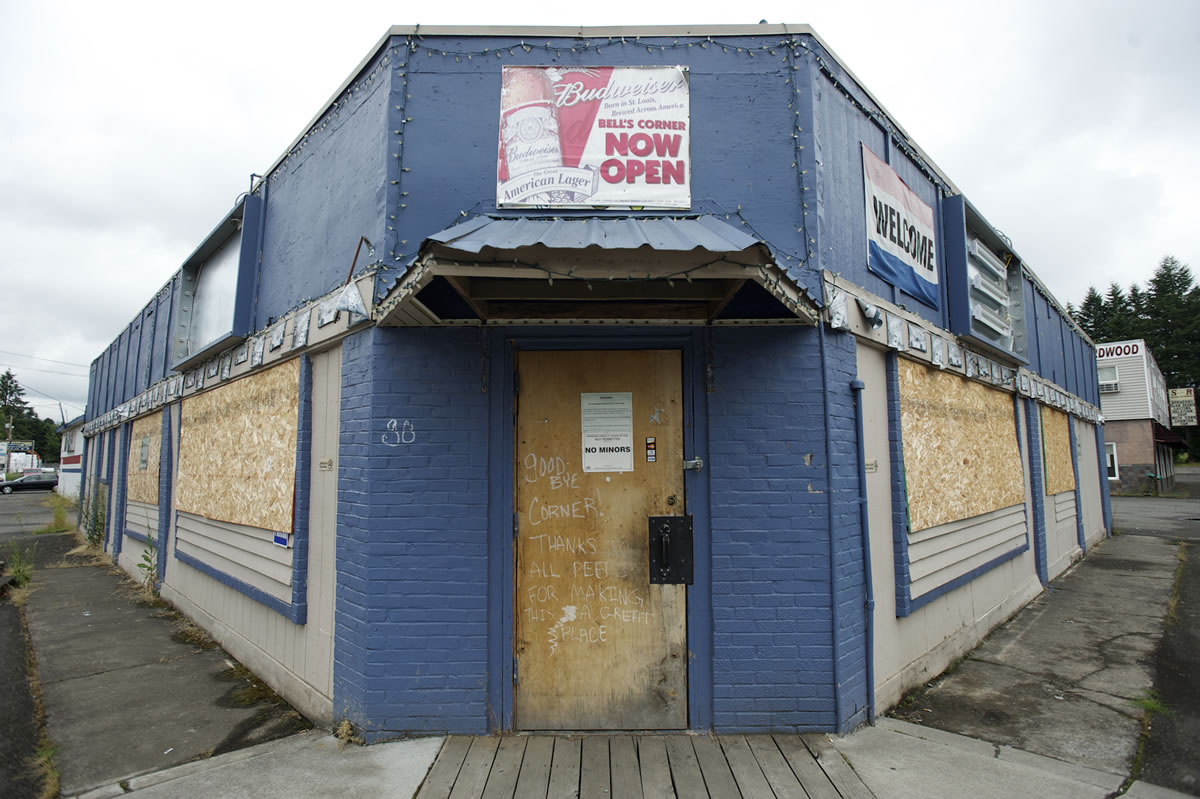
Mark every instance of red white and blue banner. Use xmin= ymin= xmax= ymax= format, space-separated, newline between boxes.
xmin=862 ymin=145 xmax=939 ymax=308
xmin=497 ymin=66 xmax=690 ymax=209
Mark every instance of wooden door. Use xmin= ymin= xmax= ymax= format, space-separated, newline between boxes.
xmin=515 ymin=349 xmax=687 ymax=730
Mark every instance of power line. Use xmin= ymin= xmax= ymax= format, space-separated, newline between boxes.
xmin=0 ymin=363 xmax=88 ymax=378
xmin=10 ymin=380 xmax=86 ymax=413
xmin=0 ymin=350 xmax=90 ymax=369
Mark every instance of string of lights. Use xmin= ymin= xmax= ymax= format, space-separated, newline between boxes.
xmin=253 ymin=30 xmax=953 ymax=280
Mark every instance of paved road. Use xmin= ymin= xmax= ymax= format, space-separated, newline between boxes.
xmin=1112 ymin=466 xmax=1200 ymax=541
xmin=0 ymin=491 xmax=58 ymax=542
xmin=1113 ymin=467 xmax=1200 ymax=796
xmin=1 ymin=491 xmax=71 ymax=799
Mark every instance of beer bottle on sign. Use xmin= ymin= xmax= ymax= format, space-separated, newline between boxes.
xmin=500 ymin=68 xmax=570 ymax=204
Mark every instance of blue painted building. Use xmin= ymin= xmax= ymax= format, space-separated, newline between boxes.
xmin=79 ymin=25 xmax=1109 ymax=739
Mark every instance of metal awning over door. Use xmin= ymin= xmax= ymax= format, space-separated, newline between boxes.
xmin=374 ymin=215 xmax=820 ymax=326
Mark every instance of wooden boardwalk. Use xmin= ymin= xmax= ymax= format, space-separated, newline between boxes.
xmin=415 ymin=733 xmax=875 ymax=799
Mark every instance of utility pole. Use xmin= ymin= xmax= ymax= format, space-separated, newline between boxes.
xmin=3 ymin=419 xmax=12 ymax=475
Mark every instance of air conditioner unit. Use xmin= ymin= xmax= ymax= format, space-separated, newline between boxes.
xmin=1099 ymin=382 xmax=1120 ymax=394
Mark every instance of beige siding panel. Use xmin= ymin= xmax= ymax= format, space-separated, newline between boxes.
xmin=859 ymin=344 xmax=1042 ymax=718
xmin=1045 ymin=491 xmax=1080 ymax=580
xmin=125 ymin=500 xmax=159 ymax=539
xmin=898 ymin=358 xmax=1024 ymax=531
xmin=161 ymin=563 xmax=333 ymax=725
xmin=908 ymin=504 xmax=1027 ymax=593
xmin=1041 ymin=407 xmax=1076 ymax=496
xmin=175 ymin=513 xmax=292 ymax=568
xmin=303 ymin=346 xmax=340 ymax=700
xmin=1075 ymin=421 xmax=1105 ymax=544
xmin=911 ymin=533 xmax=1028 ymax=599
xmin=1053 ymin=491 xmax=1077 ymax=525
xmin=157 ymin=348 xmax=340 ymax=721
xmin=175 ymin=511 xmax=293 ymax=602
xmin=126 ymin=411 xmax=163 ymax=505
xmin=177 ymin=360 xmax=300 ymax=532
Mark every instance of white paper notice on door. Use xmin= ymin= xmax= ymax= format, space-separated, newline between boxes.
xmin=581 ymin=392 xmax=634 ymax=473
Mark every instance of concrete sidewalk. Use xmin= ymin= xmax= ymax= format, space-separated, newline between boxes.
xmin=832 ymin=717 xmax=1184 ymax=799
xmin=832 ymin=533 xmax=1193 ymax=799
xmin=76 ymin=731 xmax=443 ymax=799
xmin=12 ymin=530 xmax=1192 ymax=797
xmin=22 ymin=556 xmax=314 ymax=797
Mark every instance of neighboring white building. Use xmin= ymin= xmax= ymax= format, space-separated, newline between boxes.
xmin=1096 ymin=340 xmax=1182 ymax=493
xmin=56 ymin=415 xmax=85 ymax=499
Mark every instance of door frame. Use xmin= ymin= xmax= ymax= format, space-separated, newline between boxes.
xmin=486 ymin=327 xmax=714 ymax=731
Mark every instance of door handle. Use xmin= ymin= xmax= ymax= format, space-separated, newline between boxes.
xmin=648 ymin=516 xmax=694 ymax=585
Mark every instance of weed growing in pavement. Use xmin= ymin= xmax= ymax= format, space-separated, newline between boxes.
xmin=80 ymin=486 xmax=107 ymax=548
xmin=6 ymin=542 xmax=34 ymax=588
xmin=33 ymin=742 xmax=58 ymax=799
xmin=335 ymin=719 xmax=365 ymax=748
xmin=171 ymin=621 xmax=219 ymax=651
xmin=1166 ymin=542 xmax=1188 ymax=626
xmin=14 ymin=594 xmax=59 ymax=799
xmin=35 ymin=494 xmax=76 ymax=535
xmin=1134 ymin=689 xmax=1169 ymax=716
xmin=136 ymin=538 xmax=157 ymax=593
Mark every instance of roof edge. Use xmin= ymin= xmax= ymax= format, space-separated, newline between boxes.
xmin=388 ymin=24 xmax=816 ymax=37
xmin=257 ymin=24 xmax=819 ymax=191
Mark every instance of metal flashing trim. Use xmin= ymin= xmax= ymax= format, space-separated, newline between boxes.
xmin=425 ymin=214 xmax=767 ymax=256
xmin=376 ymin=215 xmax=818 ymax=327
xmin=388 ymin=23 xmax=819 ymax=37
xmin=822 ymin=272 xmax=1100 ymax=423
xmin=123 ymin=528 xmax=150 ymax=545
xmin=173 ymin=548 xmax=305 ymax=624
xmin=82 ymin=274 xmax=375 ymax=437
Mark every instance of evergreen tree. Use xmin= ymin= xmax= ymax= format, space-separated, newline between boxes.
xmin=1075 ymin=287 xmax=1105 ymax=339
xmin=0 ymin=369 xmax=28 ymax=419
xmin=1074 ymin=256 xmax=1200 ymax=458
xmin=1099 ymin=282 xmax=1134 ymax=342
xmin=1142 ymin=256 xmax=1200 ymax=388
xmin=0 ymin=370 xmax=61 ymax=463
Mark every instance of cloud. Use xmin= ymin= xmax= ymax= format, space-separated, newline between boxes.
xmin=1 ymin=0 xmax=1197 ymax=422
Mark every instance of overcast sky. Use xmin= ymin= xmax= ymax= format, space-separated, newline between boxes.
xmin=1 ymin=0 xmax=1196 ymax=422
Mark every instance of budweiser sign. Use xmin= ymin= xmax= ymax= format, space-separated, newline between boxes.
xmin=497 ymin=66 xmax=691 ymax=208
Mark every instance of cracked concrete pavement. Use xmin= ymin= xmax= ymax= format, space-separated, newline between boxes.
xmin=890 ymin=533 xmax=1178 ymax=777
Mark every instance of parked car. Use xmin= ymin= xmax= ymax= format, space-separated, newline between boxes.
xmin=0 ymin=473 xmax=58 ymax=494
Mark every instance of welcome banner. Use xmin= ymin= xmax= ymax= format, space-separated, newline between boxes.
xmin=862 ymin=145 xmax=939 ymax=309
xmin=497 ymin=66 xmax=690 ymax=209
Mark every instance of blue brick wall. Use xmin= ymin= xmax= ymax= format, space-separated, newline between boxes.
xmin=1024 ymin=399 xmax=1049 ymax=584
xmin=707 ymin=326 xmax=864 ymax=732
xmin=156 ymin=407 xmax=172 ymax=583
xmin=823 ymin=329 xmax=868 ymax=731
xmin=335 ymin=326 xmax=490 ymax=739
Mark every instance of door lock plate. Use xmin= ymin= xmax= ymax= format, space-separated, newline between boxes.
xmin=648 ymin=515 xmax=694 ymax=585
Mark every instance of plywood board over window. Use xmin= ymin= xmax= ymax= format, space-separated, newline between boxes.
xmin=898 ymin=358 xmax=1024 ymax=532
xmin=1041 ymin=406 xmax=1076 ymax=496
xmin=126 ymin=411 xmax=162 ymax=505
xmin=177 ymin=359 xmax=300 ymax=532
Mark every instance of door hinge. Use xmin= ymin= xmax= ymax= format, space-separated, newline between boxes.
xmin=513 ymin=512 xmax=519 ymax=539
xmin=512 ymin=658 xmax=518 ymax=685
